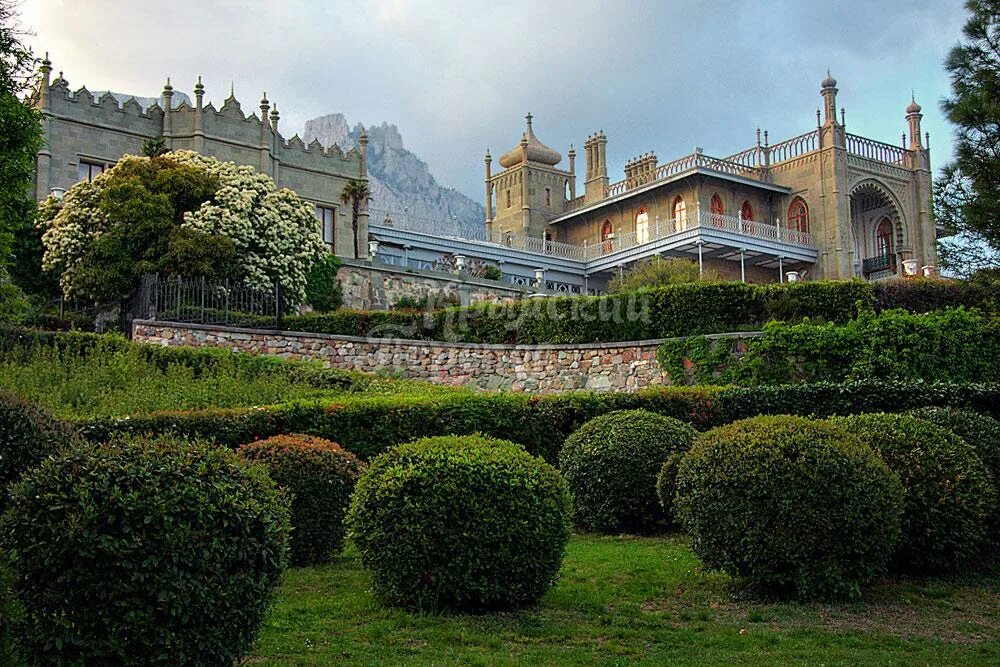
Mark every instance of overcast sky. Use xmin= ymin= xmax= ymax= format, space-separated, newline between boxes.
xmin=21 ymin=0 xmax=967 ymax=204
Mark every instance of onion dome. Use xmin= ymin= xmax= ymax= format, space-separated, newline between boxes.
xmin=499 ymin=113 xmax=562 ymax=168
xmin=821 ymin=70 xmax=837 ymax=89
xmin=906 ymin=95 xmax=922 ymax=114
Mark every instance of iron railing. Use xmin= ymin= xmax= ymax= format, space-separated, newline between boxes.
xmin=862 ymin=255 xmax=897 ymax=275
xmin=139 ymin=274 xmax=287 ymax=328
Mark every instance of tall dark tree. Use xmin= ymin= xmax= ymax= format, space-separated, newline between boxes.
xmin=340 ymin=178 xmax=370 ymax=259
xmin=936 ymin=0 xmax=1000 ymax=275
xmin=0 ymin=1 xmax=42 ymax=271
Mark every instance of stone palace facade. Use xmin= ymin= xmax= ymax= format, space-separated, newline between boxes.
xmin=30 ymin=56 xmax=370 ymax=259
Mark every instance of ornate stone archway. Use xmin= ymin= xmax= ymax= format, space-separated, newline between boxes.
xmin=848 ymin=179 xmax=908 ymax=278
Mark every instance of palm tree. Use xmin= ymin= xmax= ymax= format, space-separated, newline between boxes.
xmin=340 ymin=179 xmax=370 ymax=259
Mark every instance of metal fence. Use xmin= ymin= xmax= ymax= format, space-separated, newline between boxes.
xmin=138 ymin=274 xmax=286 ymax=328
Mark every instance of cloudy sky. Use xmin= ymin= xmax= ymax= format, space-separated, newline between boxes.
xmin=21 ymin=0 xmax=967 ymax=204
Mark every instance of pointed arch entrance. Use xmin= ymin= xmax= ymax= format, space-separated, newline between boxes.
xmin=848 ymin=180 xmax=906 ymax=279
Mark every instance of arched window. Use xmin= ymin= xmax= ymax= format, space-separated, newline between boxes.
xmin=710 ymin=193 xmax=725 ymax=228
xmin=788 ymin=197 xmax=809 ymax=234
xmin=506 ymin=189 xmax=511 ymax=208
xmin=635 ymin=208 xmax=649 ymax=243
xmin=601 ymin=220 xmax=613 ymax=254
xmin=565 ymin=180 xmax=571 ymax=201
xmin=672 ymin=196 xmax=687 ymax=229
xmin=875 ymin=217 xmax=893 ymax=258
xmin=740 ymin=200 xmax=754 ymax=222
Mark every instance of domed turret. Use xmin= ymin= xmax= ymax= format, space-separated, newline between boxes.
xmin=906 ymin=95 xmax=922 ymax=115
xmin=499 ymin=113 xmax=562 ymax=168
xmin=821 ymin=70 xmax=837 ymax=89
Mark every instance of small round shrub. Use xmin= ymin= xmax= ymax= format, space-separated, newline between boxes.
xmin=239 ymin=434 xmax=364 ymax=566
xmin=0 ymin=390 xmax=78 ymax=510
xmin=834 ymin=413 xmax=996 ymax=573
xmin=0 ymin=436 xmax=290 ymax=665
xmin=674 ymin=415 xmax=903 ymax=600
xmin=559 ymin=409 xmax=697 ymax=533
xmin=347 ymin=434 xmax=572 ymax=611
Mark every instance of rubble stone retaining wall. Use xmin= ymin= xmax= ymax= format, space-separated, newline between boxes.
xmin=336 ymin=259 xmax=534 ymax=310
xmin=133 ymin=320 xmax=688 ymax=392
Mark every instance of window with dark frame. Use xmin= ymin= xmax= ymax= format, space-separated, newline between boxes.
xmin=77 ymin=160 xmax=107 ymax=182
xmin=315 ymin=205 xmax=336 ymax=251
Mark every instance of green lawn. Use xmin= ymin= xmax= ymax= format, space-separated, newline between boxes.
xmin=252 ymin=534 xmax=1000 ymax=665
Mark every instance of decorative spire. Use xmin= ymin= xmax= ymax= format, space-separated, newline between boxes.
xmin=821 ymin=69 xmax=837 ymax=89
xmin=270 ymin=104 xmax=279 ymax=123
xmin=484 ymin=148 xmax=491 ymax=161
xmin=228 ymin=81 xmax=235 ymax=99
xmin=40 ymin=52 xmax=51 ymax=72
xmin=525 ymin=112 xmax=533 ymax=130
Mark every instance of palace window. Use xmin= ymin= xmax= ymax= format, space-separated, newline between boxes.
xmin=672 ymin=196 xmax=687 ymax=229
xmin=601 ymin=219 xmax=613 ymax=253
xmin=740 ymin=200 xmax=754 ymax=222
xmin=545 ymin=187 xmax=552 ymax=207
xmin=635 ymin=208 xmax=649 ymax=243
xmin=875 ymin=217 xmax=893 ymax=258
xmin=710 ymin=193 xmax=724 ymax=216
xmin=315 ymin=205 xmax=336 ymax=251
xmin=506 ymin=189 xmax=511 ymax=208
xmin=77 ymin=160 xmax=107 ymax=182
xmin=788 ymin=197 xmax=809 ymax=234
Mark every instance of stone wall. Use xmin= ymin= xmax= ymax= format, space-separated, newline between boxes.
xmin=133 ymin=320 xmax=679 ymax=392
xmin=336 ymin=259 xmax=537 ymax=310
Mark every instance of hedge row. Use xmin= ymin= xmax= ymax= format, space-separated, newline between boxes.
xmin=278 ymin=279 xmax=998 ymax=345
xmin=76 ymin=380 xmax=1000 ymax=464
xmin=659 ymin=308 xmax=1000 ymax=386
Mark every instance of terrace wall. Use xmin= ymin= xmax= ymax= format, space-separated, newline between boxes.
xmin=131 ymin=321 xmax=750 ymax=392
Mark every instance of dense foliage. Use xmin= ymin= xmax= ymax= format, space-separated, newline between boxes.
xmin=833 ymin=413 xmax=995 ymax=572
xmin=0 ymin=435 xmax=290 ymax=664
xmin=0 ymin=389 xmax=77 ymax=510
xmin=559 ymin=409 xmax=696 ymax=533
xmin=304 ymin=253 xmax=344 ymax=312
xmin=38 ymin=150 xmax=326 ymax=304
xmin=660 ymin=307 xmax=1000 ymax=385
xmin=284 ymin=280 xmax=875 ymax=344
xmin=347 ymin=435 xmax=572 ymax=611
xmin=656 ymin=451 xmax=686 ymax=525
xmin=73 ymin=377 xmax=1000 ymax=466
xmin=674 ymin=416 xmax=903 ymax=599
xmin=0 ymin=328 xmax=446 ymax=418
xmin=908 ymin=405 xmax=1000 ymax=553
xmin=607 ymin=257 xmax=720 ymax=293
xmin=239 ymin=434 xmax=364 ymax=565
xmin=935 ymin=0 xmax=1000 ymax=274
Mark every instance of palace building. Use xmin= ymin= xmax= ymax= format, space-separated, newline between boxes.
xmin=478 ymin=73 xmax=938 ymax=283
xmin=29 ymin=56 xmax=370 ymax=259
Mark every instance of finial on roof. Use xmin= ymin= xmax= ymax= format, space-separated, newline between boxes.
xmin=484 ymin=148 xmax=491 ymax=160
xmin=906 ymin=92 xmax=922 ymax=114
xmin=229 ymin=81 xmax=235 ymax=98
xmin=525 ymin=112 xmax=533 ymax=130
xmin=270 ymin=104 xmax=279 ymax=120
xmin=194 ymin=75 xmax=204 ymax=93
xmin=260 ymin=92 xmax=269 ymax=108
xmin=821 ymin=69 xmax=837 ymax=88
xmin=41 ymin=52 xmax=51 ymax=68
xmin=163 ymin=77 xmax=172 ymax=92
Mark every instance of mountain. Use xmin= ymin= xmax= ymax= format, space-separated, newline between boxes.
xmin=303 ymin=113 xmax=485 ymax=237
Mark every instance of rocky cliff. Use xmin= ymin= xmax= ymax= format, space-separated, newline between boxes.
xmin=303 ymin=113 xmax=484 ymax=236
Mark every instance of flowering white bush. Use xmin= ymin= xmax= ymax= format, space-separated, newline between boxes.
xmin=38 ymin=150 xmax=326 ymax=304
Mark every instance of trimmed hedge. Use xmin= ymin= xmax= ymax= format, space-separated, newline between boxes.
xmin=674 ymin=415 xmax=903 ymax=600
xmin=661 ymin=308 xmax=1000 ymax=385
xmin=0 ymin=390 xmax=79 ymax=511
xmin=0 ymin=435 xmax=290 ymax=664
xmin=873 ymin=277 xmax=999 ymax=315
xmin=282 ymin=280 xmax=875 ymax=344
xmin=239 ymin=434 xmax=364 ymax=566
xmin=559 ymin=410 xmax=696 ymax=533
xmin=347 ymin=434 xmax=572 ymax=611
xmin=75 ymin=381 xmax=1000 ymax=465
xmin=833 ymin=413 xmax=996 ymax=573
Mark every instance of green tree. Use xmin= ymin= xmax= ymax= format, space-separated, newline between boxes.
xmin=0 ymin=1 xmax=43 ymax=284
xmin=936 ymin=0 xmax=1000 ymax=275
xmin=608 ymin=256 xmax=721 ymax=293
xmin=340 ymin=178 xmax=370 ymax=259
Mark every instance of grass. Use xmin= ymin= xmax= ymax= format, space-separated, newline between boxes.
xmin=0 ymin=334 xmax=461 ymax=419
xmin=251 ymin=534 xmax=1000 ymax=665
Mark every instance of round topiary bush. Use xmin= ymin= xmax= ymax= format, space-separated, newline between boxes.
xmin=347 ymin=434 xmax=572 ymax=611
xmin=833 ymin=413 xmax=996 ymax=573
xmin=0 ymin=390 xmax=78 ymax=510
xmin=674 ymin=415 xmax=903 ymax=600
xmin=239 ymin=434 xmax=364 ymax=566
xmin=0 ymin=436 xmax=290 ymax=664
xmin=559 ymin=409 xmax=697 ymax=533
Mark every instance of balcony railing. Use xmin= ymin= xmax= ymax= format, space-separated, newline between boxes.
xmin=862 ymin=254 xmax=897 ymax=275
xmin=370 ymin=207 xmax=487 ymax=241
xmin=846 ymin=134 xmax=910 ymax=166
